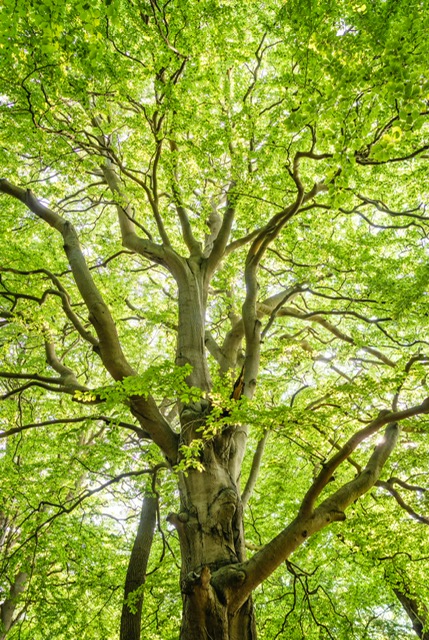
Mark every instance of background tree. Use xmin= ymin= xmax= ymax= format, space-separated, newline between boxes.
xmin=1 ymin=0 xmax=429 ymax=638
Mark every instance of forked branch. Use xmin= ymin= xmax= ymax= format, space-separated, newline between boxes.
xmin=0 ymin=178 xmax=178 ymax=462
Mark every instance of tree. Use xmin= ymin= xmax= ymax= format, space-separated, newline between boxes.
xmin=1 ymin=0 xmax=429 ymax=637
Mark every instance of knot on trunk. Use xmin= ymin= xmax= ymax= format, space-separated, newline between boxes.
xmin=208 ymin=488 xmax=238 ymax=538
xmin=180 ymin=399 xmax=211 ymax=431
xmin=211 ymin=564 xmax=247 ymax=604
xmin=166 ymin=511 xmax=189 ymax=529
xmin=181 ymin=565 xmax=212 ymax=595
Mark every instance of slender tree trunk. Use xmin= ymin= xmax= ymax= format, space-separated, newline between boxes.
xmin=0 ymin=571 xmax=28 ymax=640
xmin=120 ymin=495 xmax=157 ymax=640
xmin=394 ymin=589 xmax=429 ymax=640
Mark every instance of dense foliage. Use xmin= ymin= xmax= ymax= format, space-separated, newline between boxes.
xmin=1 ymin=0 xmax=429 ymax=637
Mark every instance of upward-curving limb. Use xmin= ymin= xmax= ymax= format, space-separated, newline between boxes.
xmin=0 ymin=178 xmax=178 ymax=462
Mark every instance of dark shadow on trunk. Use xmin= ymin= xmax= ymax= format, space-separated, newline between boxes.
xmin=394 ymin=588 xmax=429 ymax=640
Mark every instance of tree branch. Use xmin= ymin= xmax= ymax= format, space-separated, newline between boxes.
xmin=219 ymin=286 xmax=313 ymax=374
xmin=169 ymin=140 xmax=202 ymax=257
xmin=393 ymin=588 xmax=429 ymax=640
xmin=101 ymin=158 xmax=176 ymax=259
xmin=204 ymin=330 xmax=230 ymax=370
xmin=6 ymin=465 xmax=167 ymax=564
xmin=376 ymin=480 xmax=429 ymax=525
xmin=356 ymin=143 xmax=429 ymax=165
xmin=206 ymin=181 xmax=238 ymax=278
xmin=278 ymin=307 xmax=395 ymax=367
xmin=241 ymin=431 xmax=268 ymax=509
xmin=0 ymin=570 xmax=28 ymax=638
xmin=44 ymin=341 xmax=87 ymax=390
xmin=0 ymin=380 xmax=84 ymax=401
xmin=0 ymin=415 xmax=149 ymax=440
xmin=0 ymin=178 xmax=132 ymax=378
xmin=223 ymin=422 xmax=400 ymax=611
xmin=0 ymin=178 xmax=179 ymax=462
xmin=0 ymin=267 xmax=98 ymax=346
xmin=241 ymin=172 xmax=326 ymax=398
xmin=299 ymin=399 xmax=429 ymax=517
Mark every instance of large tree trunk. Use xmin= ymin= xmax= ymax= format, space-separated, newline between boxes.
xmin=170 ymin=263 xmax=257 ymax=638
xmin=180 ymin=582 xmax=256 ymax=640
xmin=170 ymin=415 xmax=256 ymax=640
xmin=176 ymin=260 xmax=211 ymax=393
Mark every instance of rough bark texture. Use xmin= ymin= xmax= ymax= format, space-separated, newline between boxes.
xmin=120 ymin=496 xmax=157 ymax=640
xmin=175 ymin=488 xmax=257 ymax=640
xmin=171 ymin=406 xmax=256 ymax=639
xmin=180 ymin=571 xmax=256 ymax=640
xmin=169 ymin=422 xmax=402 ymax=639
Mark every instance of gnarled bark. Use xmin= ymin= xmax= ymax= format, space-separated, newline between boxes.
xmin=168 ymin=420 xmax=402 ymax=639
xmin=171 ymin=436 xmax=256 ymax=639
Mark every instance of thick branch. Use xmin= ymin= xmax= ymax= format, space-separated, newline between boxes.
xmin=169 ymin=140 xmax=202 ymax=257
xmin=315 ymin=422 xmax=400 ymax=515
xmin=204 ymin=330 xmax=230 ymax=370
xmin=224 ymin=423 xmax=400 ymax=611
xmin=241 ymin=176 xmax=326 ymax=398
xmin=206 ymin=182 xmax=237 ymax=278
xmin=0 ymin=571 xmax=28 ymax=639
xmin=0 ymin=178 xmax=132 ymax=379
xmin=45 ymin=341 xmax=87 ymax=391
xmin=220 ymin=287 xmax=306 ymax=373
xmin=299 ymin=400 xmax=429 ymax=517
xmin=393 ymin=589 xmax=429 ymax=640
xmin=0 ymin=179 xmax=178 ymax=461
xmin=224 ymin=228 xmax=260 ymax=256
xmin=203 ymin=196 xmax=223 ymax=257
xmin=0 ymin=371 xmax=62 ymax=384
xmin=101 ymin=160 xmax=184 ymax=276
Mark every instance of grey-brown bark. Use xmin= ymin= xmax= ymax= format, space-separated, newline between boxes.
xmin=120 ymin=495 xmax=157 ymax=640
xmin=176 ymin=259 xmax=211 ymax=392
xmin=170 ymin=413 xmax=402 ymax=637
xmin=0 ymin=571 xmax=28 ymax=640
xmin=0 ymin=178 xmax=179 ymax=463
xmin=179 ymin=566 xmax=256 ymax=640
xmin=394 ymin=589 xmax=429 ymax=640
xmin=171 ymin=431 xmax=257 ymax=640
xmin=171 ymin=424 xmax=401 ymax=638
